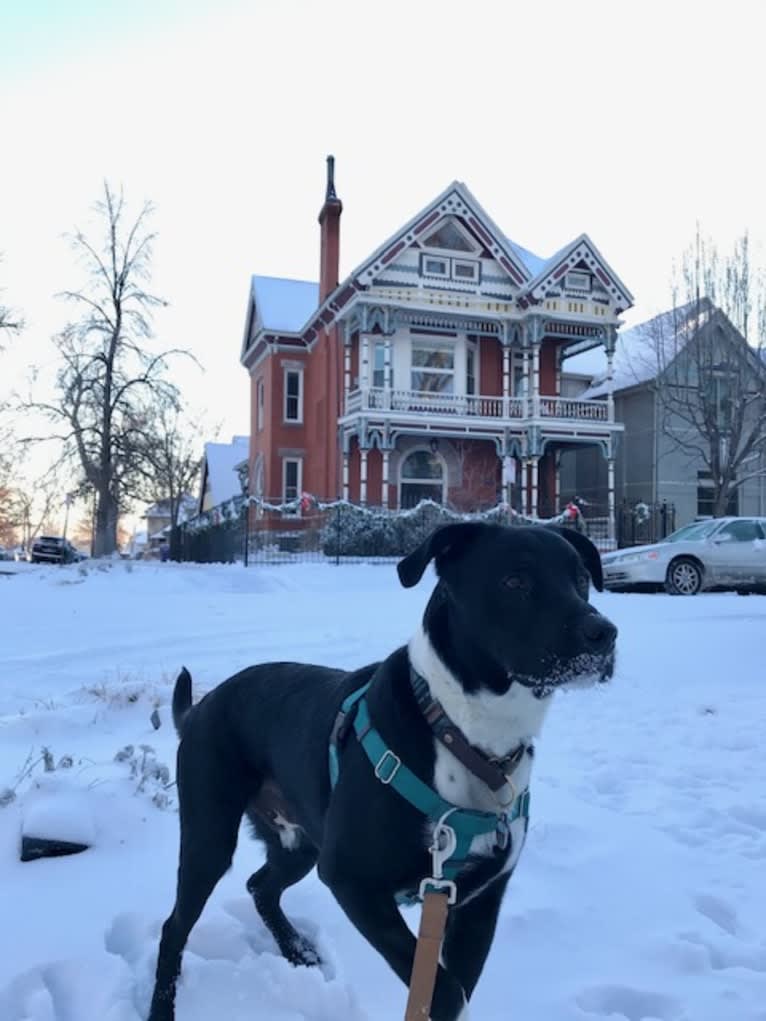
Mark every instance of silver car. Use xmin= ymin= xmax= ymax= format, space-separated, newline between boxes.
xmin=602 ymin=516 xmax=766 ymax=595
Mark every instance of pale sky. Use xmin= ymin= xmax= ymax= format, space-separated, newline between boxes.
xmin=2 ymin=0 xmax=765 ymax=528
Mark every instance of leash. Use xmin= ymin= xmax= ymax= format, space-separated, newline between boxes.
xmin=404 ymin=811 xmax=457 ymax=1021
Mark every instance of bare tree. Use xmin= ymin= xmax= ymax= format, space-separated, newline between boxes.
xmin=0 ymin=255 xmax=23 ymax=345
xmin=132 ymin=403 xmax=203 ymax=558
xmin=26 ymin=182 xmax=184 ymax=556
xmin=2 ymin=472 xmax=62 ymax=549
xmin=636 ymin=228 xmax=766 ymax=517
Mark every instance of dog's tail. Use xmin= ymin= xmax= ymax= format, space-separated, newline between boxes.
xmin=172 ymin=667 xmax=194 ymax=736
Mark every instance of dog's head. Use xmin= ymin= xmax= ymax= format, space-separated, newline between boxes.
xmin=398 ymin=522 xmax=617 ymax=698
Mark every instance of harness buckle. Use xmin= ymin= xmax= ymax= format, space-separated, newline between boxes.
xmin=497 ymin=776 xmax=517 ymax=809
xmin=418 ymin=876 xmax=457 ymax=905
xmin=374 ymin=749 xmax=402 ymax=784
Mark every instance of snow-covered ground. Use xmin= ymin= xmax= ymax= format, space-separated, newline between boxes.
xmin=1 ymin=558 xmax=765 ymax=1021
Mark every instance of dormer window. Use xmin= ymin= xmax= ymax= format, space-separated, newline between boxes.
xmin=565 ymin=270 xmax=591 ymax=292
xmin=453 ymin=259 xmax=479 ymax=283
xmin=422 ymin=255 xmax=450 ymax=278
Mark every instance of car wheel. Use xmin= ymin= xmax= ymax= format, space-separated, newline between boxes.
xmin=665 ymin=557 xmax=703 ymax=595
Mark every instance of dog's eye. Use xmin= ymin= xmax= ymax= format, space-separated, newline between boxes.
xmin=576 ymin=573 xmax=590 ymax=597
xmin=503 ymin=573 xmax=531 ymax=593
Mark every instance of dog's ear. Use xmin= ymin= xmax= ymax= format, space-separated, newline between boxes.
xmin=397 ymin=522 xmax=487 ymax=588
xmin=546 ymin=526 xmax=604 ymax=592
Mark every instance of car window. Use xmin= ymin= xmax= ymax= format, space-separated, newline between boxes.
xmin=661 ymin=521 xmax=719 ymax=542
xmin=716 ymin=520 xmax=762 ymax=542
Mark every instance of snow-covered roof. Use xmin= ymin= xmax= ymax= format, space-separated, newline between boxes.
xmin=504 ymin=238 xmax=547 ymax=278
xmin=563 ymin=344 xmax=608 ymax=379
xmin=581 ymin=300 xmax=712 ymax=398
xmin=142 ymin=496 xmax=197 ymax=521
xmin=251 ymin=276 xmax=318 ymax=333
xmin=201 ymin=435 xmax=249 ymax=508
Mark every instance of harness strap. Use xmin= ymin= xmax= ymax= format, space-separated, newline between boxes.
xmin=328 ymin=682 xmax=370 ymax=787
xmin=328 ymin=682 xmax=530 ymax=883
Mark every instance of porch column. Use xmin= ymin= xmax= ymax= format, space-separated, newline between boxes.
xmin=361 ymin=333 xmax=370 ymax=408
xmin=606 ymin=324 xmax=617 ymax=423
xmin=555 ymin=348 xmax=562 ymax=397
xmin=343 ymin=334 xmax=351 ymax=408
xmin=502 ymin=342 xmax=510 ymax=417
xmin=519 ymin=458 xmax=528 ymax=515
xmin=381 ymin=448 xmax=390 ymax=508
xmin=522 ymin=347 xmax=530 ymax=417
xmin=608 ymin=456 xmax=616 ymax=544
xmin=502 ymin=454 xmax=514 ymax=509
xmin=359 ymin=446 xmax=369 ymax=506
xmin=530 ymin=456 xmax=539 ymax=518
xmin=554 ymin=450 xmax=562 ymax=511
xmin=531 ymin=342 xmax=541 ymax=418
xmin=342 ymin=446 xmax=350 ymax=501
xmin=384 ymin=335 xmax=392 ymax=409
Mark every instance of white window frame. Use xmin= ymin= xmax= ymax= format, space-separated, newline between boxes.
xmin=256 ymin=378 xmax=265 ymax=431
xmin=452 ymin=259 xmax=480 ymax=284
xmin=466 ymin=341 xmax=478 ymax=395
xmin=399 ymin=448 xmax=448 ymax=507
xmin=421 ymin=254 xmax=450 ymax=279
xmin=410 ymin=337 xmax=456 ymax=395
xmin=282 ymin=456 xmax=303 ymax=513
xmin=283 ymin=368 xmax=303 ymax=423
xmin=565 ymin=270 xmax=591 ymax=292
xmin=372 ymin=341 xmax=386 ymax=389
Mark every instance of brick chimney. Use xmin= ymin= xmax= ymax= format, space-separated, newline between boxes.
xmin=318 ymin=154 xmax=342 ymax=302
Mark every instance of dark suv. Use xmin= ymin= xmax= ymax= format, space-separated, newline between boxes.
xmin=30 ymin=536 xmax=81 ymax=564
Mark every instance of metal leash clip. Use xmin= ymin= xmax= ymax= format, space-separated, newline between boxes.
xmin=419 ymin=810 xmax=458 ymax=904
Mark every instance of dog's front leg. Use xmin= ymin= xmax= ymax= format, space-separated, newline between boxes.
xmin=322 ymin=870 xmax=467 ymax=1021
xmin=441 ymin=874 xmax=510 ymax=1003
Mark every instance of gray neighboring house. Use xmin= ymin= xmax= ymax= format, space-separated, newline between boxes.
xmin=561 ymin=301 xmax=766 ymax=527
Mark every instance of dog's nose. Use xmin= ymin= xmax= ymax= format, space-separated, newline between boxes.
xmin=581 ymin=613 xmax=617 ymax=653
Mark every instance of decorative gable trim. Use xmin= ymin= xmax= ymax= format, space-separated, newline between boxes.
xmin=524 ymin=234 xmax=634 ymax=312
xmin=353 ymin=183 xmax=531 ymax=291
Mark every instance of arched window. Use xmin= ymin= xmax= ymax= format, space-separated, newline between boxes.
xmin=399 ymin=449 xmax=446 ymax=509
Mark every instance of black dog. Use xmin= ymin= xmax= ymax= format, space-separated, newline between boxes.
xmin=148 ymin=522 xmax=617 ymax=1021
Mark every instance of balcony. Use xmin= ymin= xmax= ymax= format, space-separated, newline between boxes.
xmin=344 ymin=387 xmax=613 ymax=425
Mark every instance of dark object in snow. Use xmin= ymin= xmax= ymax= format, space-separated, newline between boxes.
xmin=20 ymin=834 xmax=90 ymax=861
xmin=150 ymin=707 xmax=161 ymax=730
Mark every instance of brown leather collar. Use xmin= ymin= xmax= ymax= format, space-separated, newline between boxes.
xmin=410 ymin=668 xmax=527 ymax=795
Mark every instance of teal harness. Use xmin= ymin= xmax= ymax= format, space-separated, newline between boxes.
xmin=328 ymin=681 xmax=530 ymax=904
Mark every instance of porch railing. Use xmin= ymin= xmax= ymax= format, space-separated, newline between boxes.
xmin=345 ymin=388 xmax=610 ymax=422
xmin=538 ymin=396 xmax=610 ymax=422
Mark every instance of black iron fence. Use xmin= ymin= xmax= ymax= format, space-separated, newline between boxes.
xmin=616 ymin=500 xmax=676 ymax=548
xmin=175 ymin=496 xmax=627 ymax=566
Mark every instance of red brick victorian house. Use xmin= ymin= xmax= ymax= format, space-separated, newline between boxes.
xmin=240 ymin=158 xmax=633 ymax=538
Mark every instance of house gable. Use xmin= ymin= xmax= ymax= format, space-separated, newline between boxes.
xmin=240 ymin=276 xmax=317 ymax=365
xmin=353 ymin=183 xmax=532 ymax=293
xmin=521 ymin=234 xmax=633 ymax=313
xmin=369 ymin=212 xmax=523 ymax=306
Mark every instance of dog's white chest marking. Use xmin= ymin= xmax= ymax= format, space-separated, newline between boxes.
xmin=409 ymin=628 xmax=552 ymax=878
